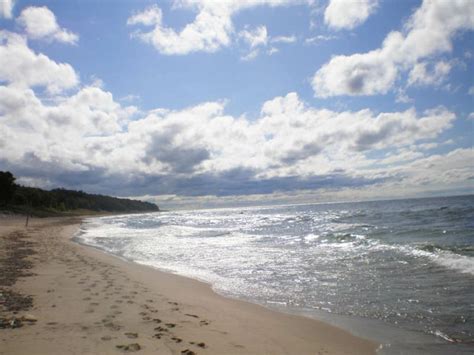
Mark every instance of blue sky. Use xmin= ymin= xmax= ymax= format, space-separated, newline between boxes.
xmin=0 ymin=0 xmax=473 ymax=208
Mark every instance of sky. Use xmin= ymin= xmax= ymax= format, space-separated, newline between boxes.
xmin=0 ymin=0 xmax=473 ymax=209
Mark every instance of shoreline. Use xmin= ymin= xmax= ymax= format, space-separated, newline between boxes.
xmin=1 ymin=216 xmax=377 ymax=354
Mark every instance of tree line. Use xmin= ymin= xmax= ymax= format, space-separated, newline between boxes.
xmin=0 ymin=171 xmax=159 ymax=216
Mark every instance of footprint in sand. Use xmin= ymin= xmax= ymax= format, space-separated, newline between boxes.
xmin=104 ymin=322 xmax=121 ymax=331
xmin=116 ymin=343 xmax=141 ymax=352
xmin=190 ymin=341 xmax=206 ymax=348
xmin=124 ymin=332 xmax=138 ymax=339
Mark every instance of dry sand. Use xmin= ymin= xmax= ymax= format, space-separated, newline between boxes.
xmin=0 ymin=215 xmax=378 ymax=354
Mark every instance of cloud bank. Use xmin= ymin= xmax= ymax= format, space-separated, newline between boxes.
xmin=1 ymin=27 xmax=469 ymax=202
xmin=0 ymin=3 xmax=472 ymax=208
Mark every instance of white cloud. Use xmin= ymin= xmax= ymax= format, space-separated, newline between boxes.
xmin=398 ymin=148 xmax=474 ymax=188
xmin=0 ymin=0 xmax=14 ymax=18
xmin=239 ymin=25 xmax=268 ymax=60
xmin=468 ymin=112 xmax=474 ymax=120
xmin=120 ymin=94 xmax=140 ymax=103
xmin=270 ymin=35 xmax=296 ymax=44
xmin=127 ymin=0 xmax=306 ymax=55
xmin=0 ymin=33 xmax=468 ymax=202
xmin=407 ymin=60 xmax=452 ymax=87
xmin=239 ymin=25 xmax=268 ymax=48
xmin=241 ymin=49 xmax=260 ymax=61
xmin=378 ymin=149 xmax=424 ymax=166
xmin=324 ymin=0 xmax=378 ymax=30
xmin=267 ymin=47 xmax=279 ymax=55
xmin=395 ymin=88 xmax=413 ymax=104
xmin=127 ymin=4 xmax=232 ymax=55
xmin=0 ymin=31 xmax=78 ymax=93
xmin=313 ymin=0 xmax=474 ymax=97
xmin=17 ymin=6 xmax=78 ymax=44
xmin=305 ymin=34 xmax=337 ymax=45
xmin=468 ymin=86 xmax=474 ymax=95
xmin=238 ymin=26 xmax=296 ymax=60
xmin=1 ymin=77 xmax=458 ymax=191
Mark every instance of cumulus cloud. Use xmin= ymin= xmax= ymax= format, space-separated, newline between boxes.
xmin=407 ymin=60 xmax=452 ymax=87
xmin=0 ymin=31 xmax=78 ymax=93
xmin=324 ymin=0 xmax=378 ymax=30
xmin=127 ymin=4 xmax=232 ymax=55
xmin=313 ymin=0 xmax=474 ymax=97
xmin=127 ymin=0 xmax=305 ymax=55
xmin=0 ymin=0 xmax=14 ymax=18
xmin=17 ymin=6 xmax=78 ymax=44
xmin=1 ymin=72 xmax=459 ymax=198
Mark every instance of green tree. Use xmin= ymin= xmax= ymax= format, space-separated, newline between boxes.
xmin=0 ymin=171 xmax=16 ymax=205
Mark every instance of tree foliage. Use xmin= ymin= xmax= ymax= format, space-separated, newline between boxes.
xmin=0 ymin=171 xmax=159 ymax=214
xmin=0 ymin=171 xmax=16 ymax=205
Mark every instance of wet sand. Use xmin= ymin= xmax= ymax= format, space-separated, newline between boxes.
xmin=0 ymin=215 xmax=377 ymax=354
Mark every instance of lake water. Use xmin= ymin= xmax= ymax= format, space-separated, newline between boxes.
xmin=76 ymin=195 xmax=474 ymax=354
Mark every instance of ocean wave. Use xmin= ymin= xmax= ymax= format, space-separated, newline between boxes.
xmin=316 ymin=232 xmax=474 ymax=276
xmin=304 ymin=233 xmax=320 ymax=243
xmin=395 ymin=244 xmax=474 ymax=276
xmin=424 ymin=251 xmax=474 ymax=276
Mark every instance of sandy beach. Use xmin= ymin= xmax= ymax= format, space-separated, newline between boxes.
xmin=0 ymin=215 xmax=377 ymax=355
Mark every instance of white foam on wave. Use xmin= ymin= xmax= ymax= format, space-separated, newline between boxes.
xmin=318 ymin=232 xmax=474 ymax=276
xmin=426 ymin=251 xmax=474 ymax=276
xmin=304 ymin=233 xmax=320 ymax=243
xmin=393 ymin=245 xmax=474 ymax=276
